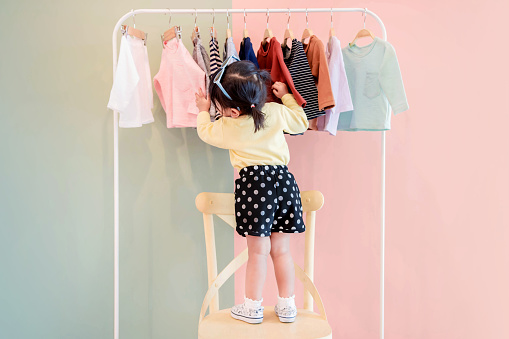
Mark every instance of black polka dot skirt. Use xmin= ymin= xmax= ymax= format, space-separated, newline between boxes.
xmin=234 ymin=165 xmax=305 ymax=237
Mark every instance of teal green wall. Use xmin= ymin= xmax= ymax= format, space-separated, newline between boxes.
xmin=0 ymin=1 xmax=233 ymax=338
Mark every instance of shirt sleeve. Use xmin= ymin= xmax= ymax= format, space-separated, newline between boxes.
xmin=379 ymin=42 xmax=409 ymax=115
xmin=107 ymin=36 xmax=140 ymax=112
xmin=336 ymin=41 xmax=353 ymax=112
xmin=280 ymin=93 xmax=309 ymax=134
xmin=196 ymin=111 xmax=228 ymax=149
xmin=247 ymin=41 xmax=260 ymax=68
xmin=308 ymin=38 xmax=335 ymax=111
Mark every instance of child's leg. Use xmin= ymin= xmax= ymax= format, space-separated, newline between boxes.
xmin=245 ymin=235 xmax=271 ymax=301
xmin=269 ymin=232 xmax=294 ymax=298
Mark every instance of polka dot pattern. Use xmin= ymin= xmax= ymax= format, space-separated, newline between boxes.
xmin=234 ymin=165 xmax=305 ymax=237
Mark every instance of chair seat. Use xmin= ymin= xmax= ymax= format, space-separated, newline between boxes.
xmin=199 ymin=307 xmax=332 ymax=339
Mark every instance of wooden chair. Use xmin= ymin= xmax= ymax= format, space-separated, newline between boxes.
xmin=195 ymin=190 xmax=332 ymax=339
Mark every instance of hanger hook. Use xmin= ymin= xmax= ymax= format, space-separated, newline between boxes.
xmin=244 ymin=9 xmax=247 ymax=29
xmin=306 ymin=8 xmax=308 ymax=28
xmin=331 ymin=8 xmax=333 ymax=28
xmin=194 ymin=9 xmax=198 ymax=27
xmin=167 ymin=8 xmax=171 ymax=26
xmin=212 ymin=8 xmax=215 ymax=27
xmin=364 ymin=8 xmax=367 ymax=29
xmin=226 ymin=9 xmax=229 ymax=29
xmin=287 ymin=8 xmax=291 ymax=28
xmin=131 ymin=9 xmax=135 ymax=29
xmin=266 ymin=8 xmax=269 ymax=29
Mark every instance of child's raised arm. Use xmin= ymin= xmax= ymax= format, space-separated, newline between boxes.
xmin=196 ymin=113 xmax=228 ymax=149
xmin=279 ymin=93 xmax=309 ymax=135
xmin=196 ymin=89 xmax=228 ymax=149
xmin=271 ymin=82 xmax=309 ymax=134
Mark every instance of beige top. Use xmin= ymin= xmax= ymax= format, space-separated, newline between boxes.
xmin=197 ymin=94 xmax=309 ymax=171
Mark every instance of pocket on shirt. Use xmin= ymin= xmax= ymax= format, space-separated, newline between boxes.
xmin=363 ymin=72 xmax=381 ymax=99
xmin=185 ymin=87 xmax=200 ymax=114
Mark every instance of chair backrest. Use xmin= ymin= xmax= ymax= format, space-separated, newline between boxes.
xmin=195 ymin=190 xmax=325 ymax=322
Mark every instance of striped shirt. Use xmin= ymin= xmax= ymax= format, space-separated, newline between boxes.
xmin=209 ymin=37 xmax=222 ymax=78
xmin=209 ymin=37 xmax=222 ymax=120
xmin=282 ymin=39 xmax=325 ymax=120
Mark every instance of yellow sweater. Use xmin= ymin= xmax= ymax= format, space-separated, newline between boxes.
xmin=197 ymin=93 xmax=309 ymax=171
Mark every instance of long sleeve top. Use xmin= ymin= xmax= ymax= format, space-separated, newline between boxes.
xmin=223 ymin=36 xmax=239 ymax=60
xmin=302 ymin=35 xmax=336 ymax=111
xmin=282 ymin=39 xmax=324 ymax=120
xmin=197 ymin=94 xmax=309 ymax=171
xmin=339 ymin=37 xmax=409 ymax=131
xmin=239 ymin=37 xmax=260 ymax=68
xmin=107 ymin=34 xmax=154 ymax=128
xmin=256 ymin=37 xmax=306 ymax=107
xmin=316 ymin=36 xmax=354 ymax=135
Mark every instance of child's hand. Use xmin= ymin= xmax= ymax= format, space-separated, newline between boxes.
xmin=272 ymin=81 xmax=289 ymax=99
xmin=195 ymin=88 xmax=211 ymax=112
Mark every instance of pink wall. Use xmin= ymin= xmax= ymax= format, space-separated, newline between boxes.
xmin=231 ymin=1 xmax=509 ymax=338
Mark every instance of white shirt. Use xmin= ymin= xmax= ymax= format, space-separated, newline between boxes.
xmin=107 ymin=34 xmax=154 ymax=128
xmin=317 ymin=36 xmax=354 ymax=135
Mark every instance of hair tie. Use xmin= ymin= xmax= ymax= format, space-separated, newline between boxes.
xmin=250 ymin=104 xmax=255 ymax=108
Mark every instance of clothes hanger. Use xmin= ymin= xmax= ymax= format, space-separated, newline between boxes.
xmin=191 ymin=9 xmax=200 ymax=40
xmin=328 ymin=8 xmax=336 ymax=41
xmin=122 ymin=10 xmax=147 ymax=45
xmin=243 ymin=9 xmax=249 ymax=39
xmin=210 ymin=9 xmax=217 ymax=39
xmin=301 ymin=8 xmax=314 ymax=44
xmin=161 ymin=9 xmax=181 ymax=48
xmin=226 ymin=9 xmax=232 ymax=38
xmin=262 ymin=9 xmax=274 ymax=46
xmin=121 ymin=25 xmax=147 ymax=44
xmin=349 ymin=8 xmax=375 ymax=47
xmin=283 ymin=9 xmax=294 ymax=48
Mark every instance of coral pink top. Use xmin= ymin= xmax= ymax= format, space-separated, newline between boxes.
xmin=256 ymin=37 xmax=306 ymax=107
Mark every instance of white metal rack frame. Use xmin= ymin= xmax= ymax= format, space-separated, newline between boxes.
xmin=111 ymin=7 xmax=388 ymax=339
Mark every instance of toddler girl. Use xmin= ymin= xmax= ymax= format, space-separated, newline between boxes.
xmin=195 ymin=58 xmax=308 ymax=324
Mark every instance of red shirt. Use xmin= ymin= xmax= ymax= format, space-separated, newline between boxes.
xmin=256 ymin=37 xmax=306 ymax=107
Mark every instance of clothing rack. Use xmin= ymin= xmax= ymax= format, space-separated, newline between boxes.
xmin=111 ymin=8 xmax=388 ymax=339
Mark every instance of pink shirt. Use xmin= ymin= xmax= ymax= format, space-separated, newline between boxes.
xmin=154 ymin=39 xmax=206 ymax=128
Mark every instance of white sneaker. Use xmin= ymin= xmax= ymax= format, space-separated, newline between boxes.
xmin=230 ymin=299 xmax=264 ymax=324
xmin=274 ymin=303 xmax=297 ymax=323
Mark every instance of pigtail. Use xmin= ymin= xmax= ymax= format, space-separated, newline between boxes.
xmin=249 ymin=69 xmax=270 ymax=133
xmin=249 ymin=105 xmax=266 ymax=133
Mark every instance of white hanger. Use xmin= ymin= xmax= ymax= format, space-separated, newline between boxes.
xmin=301 ymin=8 xmax=313 ymax=43
xmin=349 ymin=8 xmax=375 ymax=47
xmin=123 ymin=9 xmax=147 ymax=45
xmin=262 ymin=8 xmax=274 ymax=46
xmin=210 ymin=8 xmax=217 ymax=39
xmin=329 ymin=8 xmax=336 ymax=40
xmin=191 ymin=8 xmax=200 ymax=40
xmin=283 ymin=8 xmax=294 ymax=48
xmin=161 ymin=9 xmax=181 ymax=48
xmin=226 ymin=9 xmax=232 ymax=38
xmin=243 ymin=9 xmax=249 ymax=39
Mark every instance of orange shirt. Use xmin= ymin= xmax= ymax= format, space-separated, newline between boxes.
xmin=302 ymin=35 xmax=335 ymax=111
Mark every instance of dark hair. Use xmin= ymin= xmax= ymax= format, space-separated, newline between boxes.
xmin=209 ymin=60 xmax=271 ymax=132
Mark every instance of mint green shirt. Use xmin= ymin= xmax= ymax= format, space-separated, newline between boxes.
xmin=339 ymin=37 xmax=409 ymax=131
